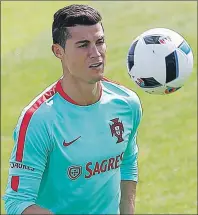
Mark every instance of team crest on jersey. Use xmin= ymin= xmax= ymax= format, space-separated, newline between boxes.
xmin=67 ymin=165 xmax=82 ymax=180
xmin=109 ymin=118 xmax=124 ymax=143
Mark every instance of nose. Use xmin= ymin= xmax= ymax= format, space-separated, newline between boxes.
xmin=89 ymin=44 xmax=101 ymax=58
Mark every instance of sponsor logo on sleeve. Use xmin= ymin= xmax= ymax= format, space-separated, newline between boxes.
xmin=10 ymin=162 xmax=35 ymax=171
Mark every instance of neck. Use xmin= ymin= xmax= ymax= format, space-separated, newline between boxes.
xmin=61 ymin=74 xmax=101 ymax=106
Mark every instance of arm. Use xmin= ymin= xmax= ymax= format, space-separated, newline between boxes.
xmin=120 ymin=93 xmax=142 ymax=215
xmin=120 ymin=134 xmax=139 ymax=215
xmin=120 ymin=180 xmax=137 ymax=214
xmin=3 ymin=110 xmax=53 ymax=214
xmin=5 ymin=199 xmax=53 ymax=215
xmin=22 ymin=205 xmax=53 ymax=214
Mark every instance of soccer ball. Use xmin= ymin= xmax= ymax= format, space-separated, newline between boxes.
xmin=127 ymin=28 xmax=194 ymax=95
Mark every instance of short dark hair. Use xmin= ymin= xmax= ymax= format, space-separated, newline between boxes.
xmin=52 ymin=4 xmax=103 ymax=49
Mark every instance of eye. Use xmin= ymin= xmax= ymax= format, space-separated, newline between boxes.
xmin=96 ymin=39 xmax=105 ymax=45
xmin=78 ymin=43 xmax=88 ymax=48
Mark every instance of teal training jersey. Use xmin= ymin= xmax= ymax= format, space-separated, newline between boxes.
xmin=3 ymin=78 xmax=142 ymax=214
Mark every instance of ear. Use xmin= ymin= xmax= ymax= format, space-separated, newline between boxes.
xmin=52 ymin=44 xmax=64 ymax=59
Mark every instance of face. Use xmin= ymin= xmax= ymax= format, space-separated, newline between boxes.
xmin=53 ymin=23 xmax=106 ymax=84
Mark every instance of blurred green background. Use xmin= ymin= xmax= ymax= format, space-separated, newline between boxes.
xmin=1 ymin=1 xmax=197 ymax=214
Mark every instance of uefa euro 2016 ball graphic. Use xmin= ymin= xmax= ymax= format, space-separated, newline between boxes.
xmin=127 ymin=28 xmax=194 ymax=95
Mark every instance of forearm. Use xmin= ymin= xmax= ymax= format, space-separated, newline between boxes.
xmin=22 ymin=205 xmax=53 ymax=214
xmin=120 ymin=180 xmax=137 ymax=215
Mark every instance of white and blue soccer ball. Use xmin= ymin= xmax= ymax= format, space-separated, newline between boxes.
xmin=127 ymin=28 xmax=194 ymax=95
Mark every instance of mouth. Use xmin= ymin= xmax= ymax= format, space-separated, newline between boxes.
xmin=89 ymin=62 xmax=103 ymax=68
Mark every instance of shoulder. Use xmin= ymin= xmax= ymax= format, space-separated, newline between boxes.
xmin=101 ymin=77 xmax=142 ymax=110
xmin=16 ymin=81 xmax=59 ymax=130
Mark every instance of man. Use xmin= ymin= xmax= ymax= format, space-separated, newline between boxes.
xmin=3 ymin=4 xmax=142 ymax=214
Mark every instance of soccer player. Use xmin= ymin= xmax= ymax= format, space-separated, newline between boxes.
xmin=3 ymin=4 xmax=142 ymax=215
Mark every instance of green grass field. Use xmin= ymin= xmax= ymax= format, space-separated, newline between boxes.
xmin=1 ymin=1 xmax=197 ymax=214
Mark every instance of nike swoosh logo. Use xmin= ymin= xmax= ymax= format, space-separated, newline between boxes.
xmin=63 ymin=136 xmax=81 ymax=147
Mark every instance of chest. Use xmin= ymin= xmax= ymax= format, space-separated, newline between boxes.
xmin=46 ymin=106 xmax=134 ymax=182
xmin=53 ymin=110 xmax=132 ymax=159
